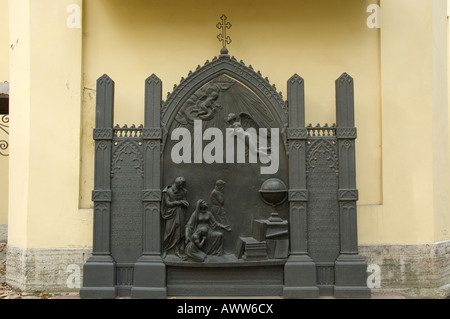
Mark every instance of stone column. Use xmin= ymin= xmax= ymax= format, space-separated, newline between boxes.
xmin=131 ymin=75 xmax=167 ymax=298
xmin=80 ymin=74 xmax=117 ymax=298
xmin=378 ymin=0 xmax=450 ymax=244
xmin=7 ymin=0 xmax=90 ymax=294
xmin=334 ymin=73 xmax=370 ymax=297
xmin=283 ymin=74 xmax=319 ymax=298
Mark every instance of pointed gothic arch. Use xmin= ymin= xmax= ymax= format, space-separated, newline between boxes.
xmin=160 ymin=54 xmax=288 ymax=148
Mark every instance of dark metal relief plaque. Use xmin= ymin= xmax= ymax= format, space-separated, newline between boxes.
xmin=162 ymin=75 xmax=288 ymax=258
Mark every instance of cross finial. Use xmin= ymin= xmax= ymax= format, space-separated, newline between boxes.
xmin=217 ymin=14 xmax=231 ymax=54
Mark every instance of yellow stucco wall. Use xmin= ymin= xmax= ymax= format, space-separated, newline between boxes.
xmin=4 ymin=0 xmax=450 ymax=249
xmin=367 ymin=0 xmax=450 ymax=243
xmin=0 ymin=0 xmax=8 ymax=82
xmin=0 ymin=0 xmax=9 ymax=226
xmin=8 ymin=0 xmax=91 ymax=248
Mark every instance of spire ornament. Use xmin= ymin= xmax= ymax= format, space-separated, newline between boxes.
xmin=217 ymin=14 xmax=232 ymax=55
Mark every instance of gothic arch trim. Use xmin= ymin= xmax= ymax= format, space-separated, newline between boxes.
xmin=160 ymin=55 xmax=288 ymax=148
xmin=111 ymin=139 xmax=144 ymax=178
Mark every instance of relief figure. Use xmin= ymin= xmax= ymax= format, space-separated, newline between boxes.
xmin=175 ymin=79 xmax=234 ymax=126
xmin=210 ymin=179 xmax=227 ymax=224
xmin=185 ymin=199 xmax=231 ymax=260
xmin=225 ymin=112 xmax=271 ymax=160
xmin=161 ymin=177 xmax=189 ymax=258
xmin=184 ymin=226 xmax=208 ymax=262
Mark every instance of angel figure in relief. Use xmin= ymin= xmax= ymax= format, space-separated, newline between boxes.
xmin=225 ymin=112 xmax=271 ymax=161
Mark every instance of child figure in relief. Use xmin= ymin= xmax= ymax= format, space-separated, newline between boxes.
xmin=185 ymin=226 xmax=209 ymax=262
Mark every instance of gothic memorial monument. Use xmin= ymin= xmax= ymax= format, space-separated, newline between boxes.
xmin=80 ymin=16 xmax=370 ymax=298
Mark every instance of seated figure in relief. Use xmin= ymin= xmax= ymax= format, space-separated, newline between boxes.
xmin=185 ymin=199 xmax=231 ymax=260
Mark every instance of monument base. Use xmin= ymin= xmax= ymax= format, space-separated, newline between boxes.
xmin=334 ymin=254 xmax=371 ymax=298
xmin=333 ymin=286 xmax=371 ymax=298
xmin=131 ymin=287 xmax=167 ymax=299
xmin=167 ymin=264 xmax=284 ymax=296
xmin=165 ymin=254 xmax=285 ymax=296
xmin=283 ymin=254 xmax=320 ymax=298
xmin=79 ymin=287 xmax=117 ymax=299
xmin=131 ymin=255 xmax=167 ymax=299
xmin=80 ymin=255 xmax=116 ymax=299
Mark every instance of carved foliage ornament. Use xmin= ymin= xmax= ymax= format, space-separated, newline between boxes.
xmin=306 ymin=139 xmax=339 ymax=176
